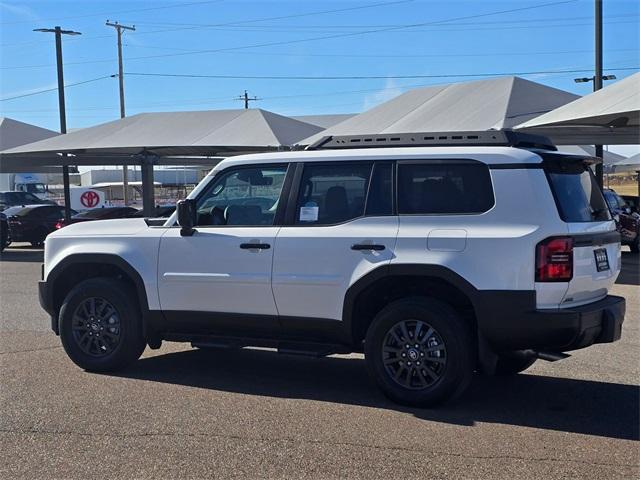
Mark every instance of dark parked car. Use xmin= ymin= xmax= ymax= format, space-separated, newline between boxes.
xmin=604 ymin=188 xmax=639 ymax=253
xmin=55 ymin=206 xmax=140 ymax=229
xmin=130 ymin=204 xmax=176 ymax=218
xmin=5 ymin=205 xmax=76 ymax=247
xmin=0 ymin=212 xmax=8 ymax=252
xmin=0 ymin=191 xmax=56 ymax=211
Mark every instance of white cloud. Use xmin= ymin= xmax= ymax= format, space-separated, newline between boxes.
xmin=362 ymin=77 xmax=403 ymax=111
xmin=0 ymin=2 xmax=42 ymax=23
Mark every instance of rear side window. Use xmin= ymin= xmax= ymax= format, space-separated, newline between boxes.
xmin=546 ymin=163 xmax=611 ymax=222
xmin=295 ymin=163 xmax=372 ymax=225
xmin=398 ymin=162 xmax=494 ymax=214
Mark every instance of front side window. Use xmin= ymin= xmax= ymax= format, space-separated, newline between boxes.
xmin=295 ymin=163 xmax=373 ymax=225
xmin=398 ymin=162 xmax=494 ymax=215
xmin=196 ymin=165 xmax=287 ymax=226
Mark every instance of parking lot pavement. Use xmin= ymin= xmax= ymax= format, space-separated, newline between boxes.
xmin=1 ymin=244 xmax=638 ymax=479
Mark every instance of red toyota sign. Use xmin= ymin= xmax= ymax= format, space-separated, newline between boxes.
xmin=80 ymin=190 xmax=100 ymax=208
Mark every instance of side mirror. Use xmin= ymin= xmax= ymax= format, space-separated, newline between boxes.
xmin=177 ymin=199 xmax=197 ymax=237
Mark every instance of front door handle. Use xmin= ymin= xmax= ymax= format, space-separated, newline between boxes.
xmin=240 ymin=243 xmax=271 ymax=250
xmin=351 ymin=243 xmax=386 ymax=251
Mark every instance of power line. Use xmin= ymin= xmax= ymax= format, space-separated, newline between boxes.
xmin=0 ymin=75 xmax=114 ymax=102
xmin=125 ymin=67 xmax=639 ymax=81
xmin=0 ymin=0 xmax=225 ymax=26
xmin=3 ymin=0 xmax=577 ymax=62
xmin=100 ymin=0 xmax=581 ymax=63
xmin=0 ymin=0 xmax=411 ymax=46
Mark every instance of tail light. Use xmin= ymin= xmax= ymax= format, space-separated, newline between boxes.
xmin=536 ymin=237 xmax=573 ymax=282
xmin=55 ymin=221 xmax=64 ymax=229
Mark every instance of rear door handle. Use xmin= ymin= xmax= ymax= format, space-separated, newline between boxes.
xmin=240 ymin=242 xmax=271 ymax=250
xmin=351 ymin=243 xmax=386 ymax=251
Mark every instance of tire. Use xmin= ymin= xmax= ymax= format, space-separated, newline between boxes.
xmin=59 ymin=277 xmax=146 ymax=372
xmin=364 ymin=297 xmax=474 ymax=407
xmin=493 ymin=351 xmax=537 ymax=376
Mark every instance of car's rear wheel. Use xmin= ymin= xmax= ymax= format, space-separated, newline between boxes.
xmin=59 ymin=277 xmax=145 ymax=372
xmin=493 ymin=350 xmax=537 ymax=375
xmin=364 ymin=297 xmax=474 ymax=407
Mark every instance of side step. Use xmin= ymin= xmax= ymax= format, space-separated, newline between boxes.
xmin=174 ymin=334 xmax=350 ymax=358
xmin=535 ymin=351 xmax=571 ymax=362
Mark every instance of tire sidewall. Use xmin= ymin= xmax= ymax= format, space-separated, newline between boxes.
xmin=59 ymin=278 xmax=144 ymax=372
xmin=365 ymin=297 xmax=473 ymax=407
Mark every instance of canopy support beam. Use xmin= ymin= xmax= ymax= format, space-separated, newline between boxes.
xmin=140 ymin=154 xmax=156 ymax=217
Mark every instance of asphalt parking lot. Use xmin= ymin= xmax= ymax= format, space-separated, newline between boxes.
xmin=0 ymin=244 xmax=638 ymax=479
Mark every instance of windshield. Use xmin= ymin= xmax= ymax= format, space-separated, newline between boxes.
xmin=22 ymin=183 xmax=47 ymax=194
xmin=546 ymin=162 xmax=611 ymax=222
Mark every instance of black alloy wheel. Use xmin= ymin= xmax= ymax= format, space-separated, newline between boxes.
xmin=71 ymin=297 xmax=122 ymax=357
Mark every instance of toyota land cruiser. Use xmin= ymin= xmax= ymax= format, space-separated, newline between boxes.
xmin=38 ymin=131 xmax=625 ymax=407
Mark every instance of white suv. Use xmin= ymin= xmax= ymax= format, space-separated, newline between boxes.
xmin=39 ymin=131 xmax=625 ymax=407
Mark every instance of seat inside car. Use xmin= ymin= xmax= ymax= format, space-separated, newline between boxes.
xmin=224 ymin=204 xmax=263 ymax=225
xmin=323 ymin=186 xmax=350 ymax=223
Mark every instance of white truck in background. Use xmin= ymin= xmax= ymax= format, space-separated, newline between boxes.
xmin=0 ymin=173 xmax=50 ymax=200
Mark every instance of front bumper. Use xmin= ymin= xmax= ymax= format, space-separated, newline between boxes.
xmin=478 ymin=293 xmax=625 ymax=352
xmin=38 ymin=279 xmax=58 ymax=335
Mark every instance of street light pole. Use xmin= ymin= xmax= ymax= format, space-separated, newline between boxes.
xmin=106 ymin=20 xmax=135 ymax=206
xmin=34 ymin=26 xmax=81 ymax=222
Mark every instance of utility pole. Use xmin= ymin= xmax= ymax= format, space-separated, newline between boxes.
xmin=106 ymin=20 xmax=135 ymax=206
xmin=594 ymin=0 xmax=604 ymax=188
xmin=34 ymin=26 xmax=81 ymax=222
xmin=236 ymin=90 xmax=259 ymax=109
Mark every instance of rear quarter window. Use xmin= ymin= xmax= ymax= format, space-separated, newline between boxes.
xmin=397 ymin=161 xmax=494 ymax=215
xmin=545 ymin=162 xmax=611 ymax=222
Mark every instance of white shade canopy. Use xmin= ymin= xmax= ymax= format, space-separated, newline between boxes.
xmin=301 ymin=76 xmax=578 ymax=145
xmin=1 ymin=109 xmax=322 ymax=159
xmin=516 ymin=73 xmax=640 ymax=145
xmin=607 ymin=152 xmax=640 ymax=173
xmin=0 ymin=117 xmax=58 ymax=151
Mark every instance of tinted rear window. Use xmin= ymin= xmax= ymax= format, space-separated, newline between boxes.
xmin=398 ymin=162 xmax=494 ymax=215
xmin=546 ymin=163 xmax=611 ymax=222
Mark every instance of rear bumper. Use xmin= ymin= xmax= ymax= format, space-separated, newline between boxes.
xmin=478 ymin=293 xmax=625 ymax=352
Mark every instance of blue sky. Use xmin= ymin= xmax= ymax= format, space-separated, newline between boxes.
xmin=0 ymin=0 xmax=638 ymax=153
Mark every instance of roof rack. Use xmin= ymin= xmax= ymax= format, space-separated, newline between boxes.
xmin=306 ymin=130 xmax=557 ymax=151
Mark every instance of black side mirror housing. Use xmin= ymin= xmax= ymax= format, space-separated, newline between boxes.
xmin=177 ymin=199 xmax=197 ymax=237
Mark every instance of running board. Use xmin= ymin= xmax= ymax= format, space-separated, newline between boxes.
xmin=535 ymin=351 xmax=571 ymax=362
xmin=174 ymin=333 xmax=349 ymax=358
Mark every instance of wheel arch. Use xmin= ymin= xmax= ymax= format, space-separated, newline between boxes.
xmin=342 ymin=264 xmax=483 ymax=347
xmin=46 ymin=254 xmax=153 ymax=340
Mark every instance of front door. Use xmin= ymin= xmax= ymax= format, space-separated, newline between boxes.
xmin=157 ymin=164 xmax=290 ymax=323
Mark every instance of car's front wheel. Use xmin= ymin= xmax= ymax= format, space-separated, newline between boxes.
xmin=365 ymin=297 xmax=474 ymax=407
xmin=59 ymin=277 xmax=146 ymax=372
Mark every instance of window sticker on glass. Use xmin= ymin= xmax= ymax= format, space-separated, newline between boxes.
xmin=299 ymin=205 xmax=319 ymax=222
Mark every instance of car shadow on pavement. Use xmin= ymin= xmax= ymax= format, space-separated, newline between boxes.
xmin=617 ymin=251 xmax=639 ymax=286
xmin=0 ymin=248 xmax=44 ymax=263
xmin=112 ymin=347 xmax=639 ymax=441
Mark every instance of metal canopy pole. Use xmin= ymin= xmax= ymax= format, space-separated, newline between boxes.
xmin=594 ymin=0 xmax=604 ymax=188
xmin=140 ymin=154 xmax=156 ymax=217
xmin=34 ymin=26 xmax=81 ymax=221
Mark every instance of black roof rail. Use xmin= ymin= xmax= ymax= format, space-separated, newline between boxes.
xmin=306 ymin=130 xmax=557 ymax=151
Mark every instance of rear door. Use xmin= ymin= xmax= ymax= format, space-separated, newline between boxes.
xmin=272 ymin=161 xmax=398 ymax=321
xmin=545 ymin=161 xmax=620 ymax=306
